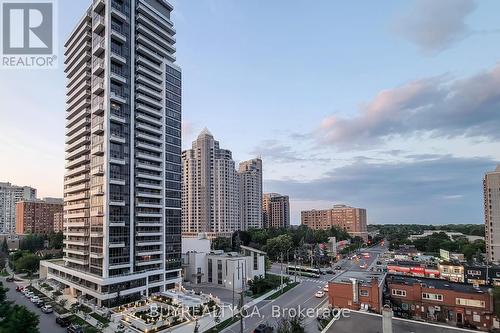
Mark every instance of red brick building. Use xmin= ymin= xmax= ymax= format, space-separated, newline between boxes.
xmin=16 ymin=199 xmax=63 ymax=234
xmin=53 ymin=212 xmax=64 ymax=233
xmin=301 ymin=204 xmax=368 ymax=241
xmin=386 ymin=274 xmax=495 ymax=331
xmin=328 ymin=271 xmax=385 ymax=312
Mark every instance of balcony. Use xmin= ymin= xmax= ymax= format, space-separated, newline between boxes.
xmin=90 ymin=187 xmax=104 ymax=196
xmin=64 ymin=173 xmax=90 ymax=186
xmin=93 ymin=39 xmax=105 ymax=56
xmin=90 ymin=165 xmax=104 ymax=175
xmin=92 ymin=58 xmax=105 ymax=75
xmin=65 ymin=155 xmax=90 ymax=169
xmin=110 ymin=91 xmax=127 ymax=104
xmin=92 ymin=80 xmax=104 ymax=95
xmin=109 ymin=242 xmax=126 ymax=249
xmin=91 ymin=143 xmax=104 ymax=156
xmin=65 ymin=164 xmax=90 ymax=178
xmin=92 ymin=100 xmax=105 ymax=115
xmin=110 ymin=50 xmax=126 ymax=64
xmin=109 ymin=177 xmax=126 ymax=186
xmin=64 ymin=182 xmax=90 ymax=195
xmin=91 ymin=123 xmax=104 ymax=135
xmin=93 ymin=0 xmax=105 ymax=12
xmin=92 ymin=15 xmax=105 ymax=33
xmin=110 ymin=132 xmax=126 ymax=143
xmin=110 ymin=71 xmax=127 ymax=84
xmin=136 ymin=141 xmax=162 ymax=153
xmin=111 ymin=28 xmax=127 ymax=43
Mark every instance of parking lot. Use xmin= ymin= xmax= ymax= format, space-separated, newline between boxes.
xmin=2 ymin=278 xmax=67 ymax=333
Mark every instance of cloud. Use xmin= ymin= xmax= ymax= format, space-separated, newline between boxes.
xmin=250 ymin=139 xmax=330 ymax=163
xmin=393 ymin=0 xmax=476 ymax=54
xmin=265 ymin=155 xmax=498 ymax=224
xmin=317 ymin=63 xmax=500 ymax=149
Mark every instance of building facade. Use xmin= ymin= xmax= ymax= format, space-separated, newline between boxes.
xmin=182 ymin=132 xmax=264 ymax=235
xmin=262 ymin=193 xmax=290 ymax=229
xmin=40 ymin=0 xmax=182 ymax=307
xmin=181 ymin=237 xmax=266 ymax=291
xmin=238 ymin=158 xmax=263 ymax=230
xmin=15 ymin=199 xmax=63 ymax=235
xmin=0 ymin=182 xmax=37 ymax=234
xmin=301 ymin=204 xmax=368 ymax=241
xmin=386 ymin=274 xmax=494 ymax=331
xmin=327 ymin=271 xmax=386 ymax=313
xmin=485 ymin=166 xmax=500 ymax=264
xmin=53 ymin=212 xmax=64 ymax=233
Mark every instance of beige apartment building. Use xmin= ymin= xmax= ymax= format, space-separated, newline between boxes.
xmin=15 ymin=198 xmax=63 ymax=235
xmin=239 ymin=158 xmax=263 ymax=230
xmin=485 ymin=165 xmax=500 ymax=264
xmin=182 ymin=129 xmax=240 ymax=235
xmin=301 ymin=204 xmax=368 ymax=241
xmin=263 ymin=193 xmax=290 ymax=229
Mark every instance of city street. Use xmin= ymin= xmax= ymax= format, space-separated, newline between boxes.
xmin=0 ymin=277 xmax=66 ymax=333
xmin=220 ymin=243 xmax=389 ymax=333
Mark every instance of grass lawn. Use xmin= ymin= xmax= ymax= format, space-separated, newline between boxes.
xmin=90 ymin=312 xmax=110 ymax=325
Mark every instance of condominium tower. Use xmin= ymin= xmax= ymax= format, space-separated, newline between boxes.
xmin=40 ymin=0 xmax=182 ymax=306
xmin=301 ymin=204 xmax=368 ymax=241
xmin=239 ymin=158 xmax=263 ymax=230
xmin=181 ymin=129 xmax=240 ymax=237
xmin=263 ymin=193 xmax=290 ymax=229
xmin=485 ymin=165 xmax=500 ymax=264
xmin=0 ymin=182 xmax=36 ymax=234
xmin=181 ymin=130 xmax=263 ymax=237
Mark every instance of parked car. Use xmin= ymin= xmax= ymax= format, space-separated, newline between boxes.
xmin=15 ymin=286 xmax=23 ymax=292
xmin=41 ymin=305 xmax=53 ymax=313
xmin=315 ymin=291 xmax=325 ymax=298
xmin=67 ymin=324 xmax=84 ymax=333
xmin=24 ymin=292 xmax=34 ymax=298
xmin=254 ymin=324 xmax=274 ymax=333
xmin=35 ymin=300 xmax=45 ymax=308
xmin=6 ymin=277 xmax=14 ymax=282
xmin=325 ymin=269 xmax=334 ymax=274
xmin=30 ymin=296 xmax=41 ymax=303
xmin=335 ymin=266 xmax=342 ymax=270
xmin=323 ymin=285 xmax=329 ymax=292
xmin=56 ymin=316 xmax=71 ymax=327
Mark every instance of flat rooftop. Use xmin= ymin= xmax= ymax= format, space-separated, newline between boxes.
xmin=386 ymin=274 xmax=491 ymax=294
xmin=330 ymin=270 xmax=386 ymax=286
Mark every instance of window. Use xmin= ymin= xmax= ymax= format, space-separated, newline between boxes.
xmin=360 ymin=290 xmax=369 ymax=297
xmin=456 ymin=298 xmax=485 ymax=308
xmin=422 ymin=293 xmax=443 ymax=301
xmin=254 ymin=253 xmax=258 ymax=270
xmin=207 ymin=259 xmax=212 ymax=283
xmin=392 ymin=289 xmax=407 ymax=297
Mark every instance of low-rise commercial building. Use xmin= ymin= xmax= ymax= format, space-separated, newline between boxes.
xmin=387 ymin=261 xmax=440 ymax=279
xmin=327 ymin=271 xmax=386 ymax=312
xmin=464 ymin=265 xmax=500 ymax=286
xmin=438 ymin=261 xmax=465 ymax=283
xmin=386 ymin=274 xmax=494 ymax=331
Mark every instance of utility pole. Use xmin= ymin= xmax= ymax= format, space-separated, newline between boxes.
xmin=294 ymin=250 xmax=298 ymax=283
xmin=239 ymin=290 xmax=244 ymax=333
xmin=280 ymin=252 xmax=284 ymax=292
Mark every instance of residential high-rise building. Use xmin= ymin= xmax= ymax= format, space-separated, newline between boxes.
xmin=40 ymin=0 xmax=182 ymax=307
xmin=263 ymin=193 xmax=290 ymax=229
xmin=485 ymin=165 xmax=500 ymax=264
xmin=238 ymin=158 xmax=263 ymax=230
xmin=15 ymin=198 xmax=63 ymax=235
xmin=182 ymin=129 xmax=240 ymax=237
xmin=301 ymin=204 xmax=368 ymax=241
xmin=53 ymin=212 xmax=64 ymax=233
xmin=0 ymin=182 xmax=37 ymax=234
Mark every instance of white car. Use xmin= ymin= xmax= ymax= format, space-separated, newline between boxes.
xmin=41 ymin=305 xmax=53 ymax=313
xmin=30 ymin=296 xmax=41 ymax=303
xmin=315 ymin=291 xmax=325 ymax=298
xmin=24 ymin=291 xmax=34 ymax=298
xmin=323 ymin=285 xmax=329 ymax=292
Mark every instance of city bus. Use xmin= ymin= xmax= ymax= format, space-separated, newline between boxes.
xmin=286 ymin=265 xmax=321 ymax=278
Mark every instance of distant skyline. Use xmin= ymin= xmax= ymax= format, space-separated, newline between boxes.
xmin=1 ymin=0 xmax=500 ymax=225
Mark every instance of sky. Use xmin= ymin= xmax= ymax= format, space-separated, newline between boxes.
xmin=1 ymin=0 xmax=500 ymax=225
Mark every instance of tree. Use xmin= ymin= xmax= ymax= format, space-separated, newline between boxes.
xmin=264 ymin=234 xmax=293 ymax=261
xmin=1 ymin=238 xmax=8 ymax=254
xmin=15 ymin=254 xmax=40 ymax=276
xmin=48 ymin=232 xmax=63 ymax=250
xmin=0 ymin=304 xmax=39 ymax=333
xmin=20 ymin=234 xmax=44 ymax=252
xmin=212 ymin=237 xmax=232 ymax=252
